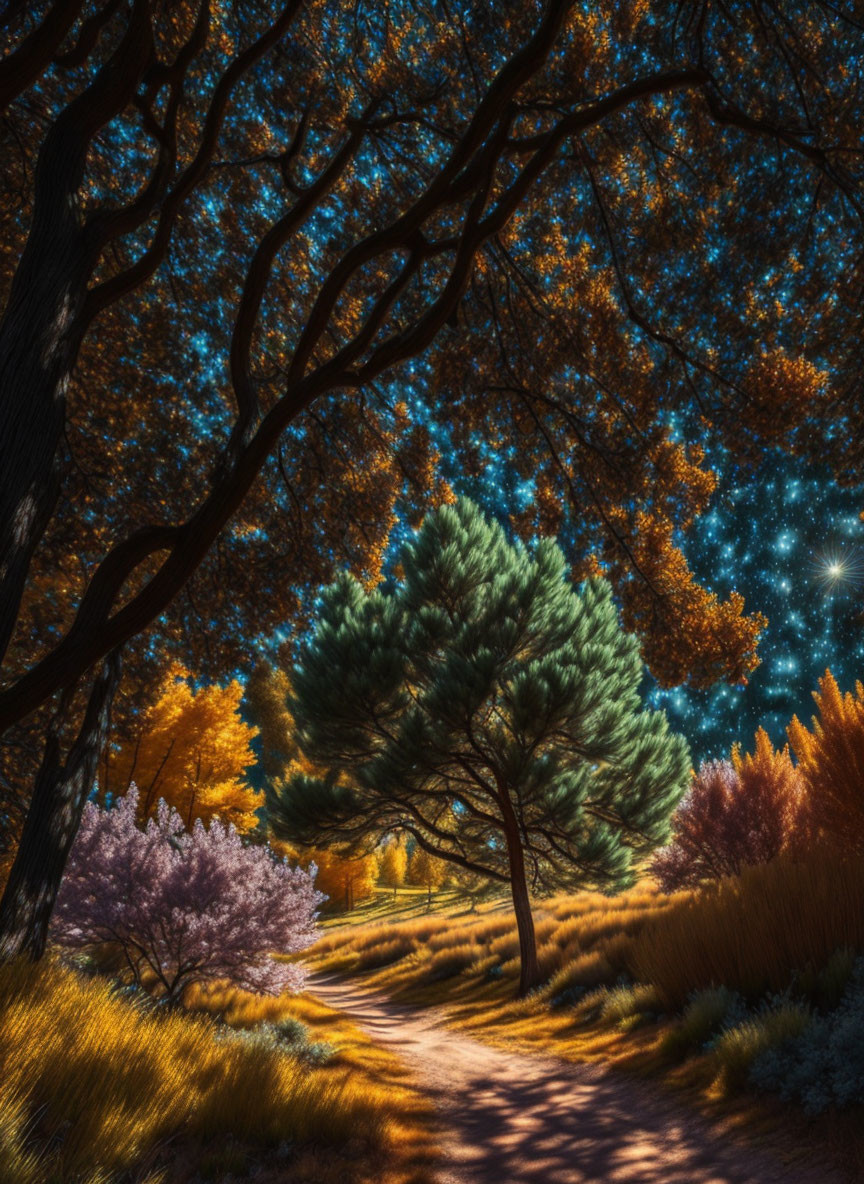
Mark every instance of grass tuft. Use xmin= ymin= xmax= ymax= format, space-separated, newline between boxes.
xmin=661 ymin=986 xmax=746 ymax=1060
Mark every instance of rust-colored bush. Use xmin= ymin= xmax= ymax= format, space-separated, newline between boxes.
xmin=651 ymin=729 xmax=803 ymax=890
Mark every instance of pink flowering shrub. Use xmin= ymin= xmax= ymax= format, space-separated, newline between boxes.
xmin=52 ymin=787 xmax=323 ymax=1000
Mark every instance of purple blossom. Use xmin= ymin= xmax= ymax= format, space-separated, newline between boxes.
xmin=52 ymin=786 xmax=323 ymax=1000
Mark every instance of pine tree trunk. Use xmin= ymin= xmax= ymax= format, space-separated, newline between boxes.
xmin=498 ymin=796 xmax=541 ymax=996
xmin=0 ymin=651 xmax=121 ymax=961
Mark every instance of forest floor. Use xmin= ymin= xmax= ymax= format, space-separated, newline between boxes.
xmin=310 ymin=973 xmax=842 ymax=1184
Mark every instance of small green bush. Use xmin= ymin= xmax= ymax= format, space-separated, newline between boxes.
xmin=219 ymin=1020 xmax=334 ymax=1066
xmin=713 ymin=1000 xmax=810 ymax=1093
xmin=273 ymin=1017 xmax=308 ymax=1044
xmin=661 ymin=985 xmax=746 ymax=1060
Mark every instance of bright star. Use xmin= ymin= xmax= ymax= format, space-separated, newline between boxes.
xmin=811 ymin=546 xmax=864 ymax=593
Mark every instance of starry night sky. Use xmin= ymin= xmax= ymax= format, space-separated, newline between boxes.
xmin=647 ymin=450 xmax=864 ymax=762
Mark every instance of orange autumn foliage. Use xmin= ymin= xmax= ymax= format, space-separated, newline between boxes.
xmin=623 ymin=509 xmax=767 ymax=688
xmin=298 ymin=847 xmax=379 ymax=913
xmin=731 ymin=726 xmax=805 ymax=847
xmin=108 ymin=666 xmax=261 ymax=832
xmin=788 ymin=669 xmax=864 ymax=852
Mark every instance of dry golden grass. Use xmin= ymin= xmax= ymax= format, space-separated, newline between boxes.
xmin=310 ymin=880 xmax=677 ymax=1001
xmin=307 ymin=880 xmax=685 ymax=1082
xmin=0 ymin=958 xmax=438 ymax=1184
xmin=319 ymin=851 xmax=864 ymax=1019
xmin=307 ymin=858 xmax=864 ymax=1165
xmin=630 ymin=847 xmax=864 ymax=1007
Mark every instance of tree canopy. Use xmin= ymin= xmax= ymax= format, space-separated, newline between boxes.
xmin=268 ymin=498 xmax=691 ymax=991
xmin=2 ymin=0 xmax=863 ymax=958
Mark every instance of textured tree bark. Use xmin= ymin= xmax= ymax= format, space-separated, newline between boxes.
xmin=0 ymin=1 xmax=152 ymax=664
xmin=0 ymin=650 xmax=121 ymax=961
xmin=0 ymin=206 xmax=93 ymax=663
xmin=500 ymin=803 xmax=541 ymax=996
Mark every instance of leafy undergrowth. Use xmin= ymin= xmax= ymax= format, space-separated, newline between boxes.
xmin=0 ymin=958 xmax=437 ymax=1184
xmin=309 ymin=852 xmax=864 ymax=1174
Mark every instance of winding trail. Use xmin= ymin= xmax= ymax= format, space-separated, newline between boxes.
xmin=311 ymin=976 xmax=840 ymax=1184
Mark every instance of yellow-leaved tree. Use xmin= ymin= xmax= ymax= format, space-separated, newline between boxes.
xmin=788 ymin=669 xmax=864 ymax=852
xmin=408 ymin=846 xmax=446 ymax=909
xmin=378 ymin=837 xmax=408 ymax=900
xmin=108 ymin=666 xmax=261 ymax=832
xmin=298 ymin=847 xmax=379 ymax=913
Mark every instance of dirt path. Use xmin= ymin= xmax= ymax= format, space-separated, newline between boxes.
xmin=311 ymin=976 xmax=840 ymax=1184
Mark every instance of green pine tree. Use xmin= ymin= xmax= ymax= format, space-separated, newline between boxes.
xmin=267 ymin=499 xmax=691 ymax=994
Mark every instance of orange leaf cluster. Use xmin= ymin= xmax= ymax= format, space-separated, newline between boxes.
xmin=622 ymin=510 xmax=766 ymax=688
xmin=297 ymin=846 xmax=379 ymax=913
xmin=788 ymin=669 xmax=864 ymax=853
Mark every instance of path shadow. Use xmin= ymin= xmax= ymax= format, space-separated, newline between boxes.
xmin=310 ymin=977 xmax=840 ymax=1184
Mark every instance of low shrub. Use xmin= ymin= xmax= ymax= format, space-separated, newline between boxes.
xmin=661 ymin=985 xmax=747 ymax=1059
xmin=599 ymin=983 xmax=661 ymax=1025
xmin=750 ymin=957 xmax=864 ymax=1114
xmin=219 ymin=1018 xmax=335 ymax=1066
xmin=712 ymin=1000 xmax=810 ymax=1093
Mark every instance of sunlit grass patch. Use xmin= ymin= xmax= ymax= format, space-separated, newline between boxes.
xmin=307 ymin=868 xmax=861 ymax=1174
xmin=309 ymin=880 xmax=672 ymax=1000
xmin=0 ymin=958 xmax=438 ymax=1184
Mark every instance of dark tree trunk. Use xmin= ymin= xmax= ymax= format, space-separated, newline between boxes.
xmin=0 ymin=650 xmax=121 ymax=961
xmin=0 ymin=4 xmax=152 ymax=664
xmin=0 ymin=235 xmax=89 ymax=662
xmin=500 ymin=804 xmax=541 ymax=996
